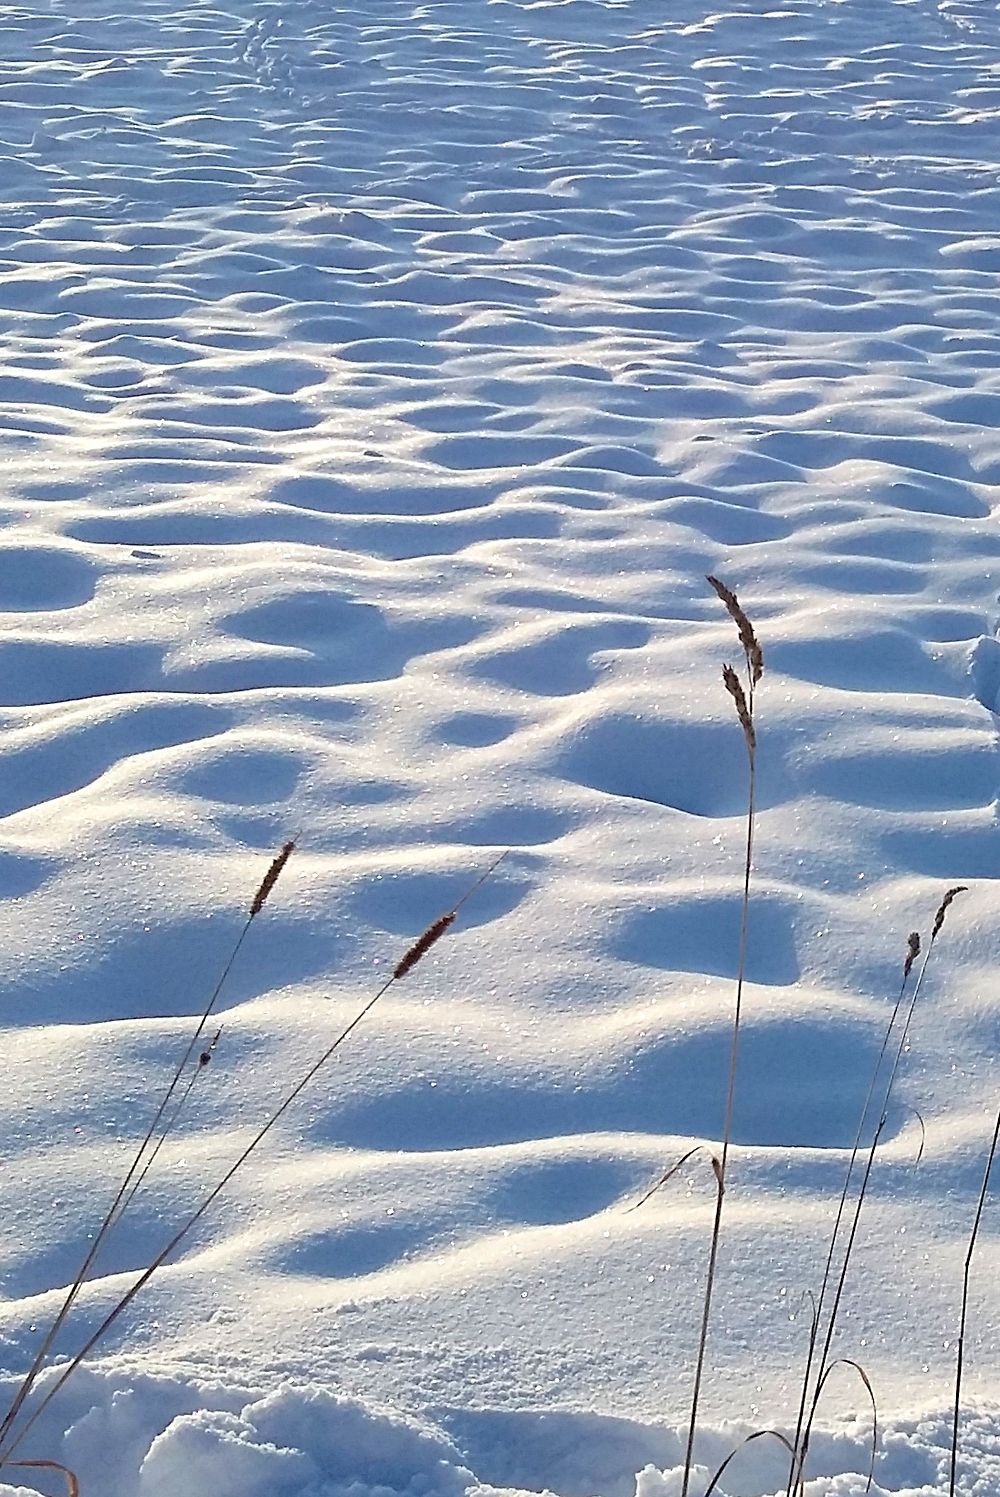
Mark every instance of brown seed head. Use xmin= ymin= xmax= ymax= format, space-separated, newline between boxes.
xmin=722 ymin=663 xmax=755 ymax=751
xmin=707 ymin=574 xmax=761 ymax=677
xmin=931 ymin=885 xmax=967 ymax=943
xmin=711 ymin=1155 xmax=724 ymax=1187
xmin=750 ymin=639 xmax=764 ymax=686
xmin=903 ymin=931 xmax=921 ymax=980
xmin=249 ymin=840 xmax=295 ymax=918
xmin=393 ymin=910 xmax=456 ymax=981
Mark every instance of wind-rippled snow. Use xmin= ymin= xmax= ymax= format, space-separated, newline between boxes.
xmin=1 ymin=0 xmax=1000 ymax=1492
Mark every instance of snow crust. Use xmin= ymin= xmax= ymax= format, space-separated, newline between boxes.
xmin=2 ymin=0 xmax=1000 ymax=1491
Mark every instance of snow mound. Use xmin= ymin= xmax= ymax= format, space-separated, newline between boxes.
xmin=137 ymin=1385 xmax=473 ymax=1497
xmin=11 ymin=1369 xmax=472 ymax=1497
xmin=4 ymin=1367 xmax=1000 ymax=1497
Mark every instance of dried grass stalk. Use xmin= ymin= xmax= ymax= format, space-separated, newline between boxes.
xmin=250 ymin=839 xmax=296 ymax=917
xmin=792 ymin=896 xmax=965 ymax=1497
xmin=681 ymin=579 xmax=763 ymax=1497
xmin=951 ymin=1107 xmax=1000 ymax=1497
xmin=807 ymin=1358 xmax=878 ymax=1494
xmin=628 ymin=1145 xmax=708 ymax=1213
xmin=0 ymin=840 xmax=298 ymax=1458
xmin=704 ymin=1430 xmax=796 ymax=1497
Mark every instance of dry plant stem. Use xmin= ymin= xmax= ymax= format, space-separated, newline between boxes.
xmin=0 ymin=854 xmax=506 ymax=1467
xmin=795 ymin=889 xmax=966 ymax=1496
xmin=950 ymin=1105 xmax=1000 ymax=1497
xmin=703 ymin=1430 xmax=795 ymax=1497
xmin=680 ymin=795 xmax=750 ymax=1495
xmin=7 ymin=1457 xmax=80 ymax=1497
xmin=0 ymin=844 xmax=294 ymax=1453
xmin=786 ymin=936 xmax=919 ymax=1496
xmin=115 ymin=1029 xmax=222 ymax=1223
xmin=681 ymin=618 xmax=759 ymax=1497
xmin=813 ymin=1358 xmax=878 ymax=1492
xmin=628 ymin=1145 xmax=706 ymax=1213
xmin=681 ymin=1163 xmax=728 ymax=1497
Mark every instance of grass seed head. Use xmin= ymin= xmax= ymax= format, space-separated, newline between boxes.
xmin=707 ymin=574 xmax=762 ymax=679
xmin=932 ymin=885 xmax=967 ymax=943
xmin=249 ymin=840 xmax=296 ymax=918
xmin=903 ymin=931 xmax=921 ymax=979
xmin=393 ymin=911 xmax=457 ymax=981
xmin=750 ymin=639 xmax=764 ymax=686
xmin=199 ymin=1028 xmax=222 ymax=1068
xmin=722 ymin=664 xmax=756 ymax=751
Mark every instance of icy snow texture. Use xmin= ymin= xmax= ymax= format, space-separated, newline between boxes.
xmin=1 ymin=0 xmax=1000 ymax=1491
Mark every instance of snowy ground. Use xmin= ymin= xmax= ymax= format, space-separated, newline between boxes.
xmin=2 ymin=0 xmax=1000 ymax=1492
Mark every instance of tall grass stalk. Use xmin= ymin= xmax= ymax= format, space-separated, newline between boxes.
xmin=0 ymin=850 xmax=506 ymax=1471
xmin=680 ymin=578 xmax=763 ymax=1497
xmin=950 ymin=1104 xmax=1000 ymax=1496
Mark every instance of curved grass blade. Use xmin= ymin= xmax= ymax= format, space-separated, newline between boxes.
xmin=703 ymin=1429 xmax=795 ymax=1497
xmin=8 ymin=1457 xmax=80 ymax=1497
xmin=803 ymin=1358 xmax=877 ymax=1496
xmin=627 ymin=1146 xmax=708 ymax=1213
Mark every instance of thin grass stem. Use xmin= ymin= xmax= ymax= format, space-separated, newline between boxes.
xmin=950 ymin=1106 xmax=1000 ymax=1497
xmin=113 ymin=1029 xmax=223 ymax=1226
xmin=794 ymin=887 xmax=966 ymax=1496
xmin=703 ymin=1430 xmax=795 ymax=1497
xmin=786 ymin=933 xmax=919 ymax=1496
xmin=7 ymin=1457 xmax=80 ymax=1497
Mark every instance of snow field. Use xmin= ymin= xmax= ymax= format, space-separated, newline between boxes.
xmin=2 ymin=0 xmax=1000 ymax=1492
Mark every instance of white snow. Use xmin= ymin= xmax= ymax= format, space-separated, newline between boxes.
xmin=1 ymin=0 xmax=1000 ymax=1491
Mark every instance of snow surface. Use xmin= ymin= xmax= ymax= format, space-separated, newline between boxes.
xmin=2 ymin=0 xmax=1000 ymax=1491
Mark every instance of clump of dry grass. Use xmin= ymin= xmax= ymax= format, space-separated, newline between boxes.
xmin=682 ymin=583 xmax=972 ymax=1497
xmin=788 ymin=886 xmax=965 ymax=1497
xmin=0 ymin=844 xmax=506 ymax=1485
